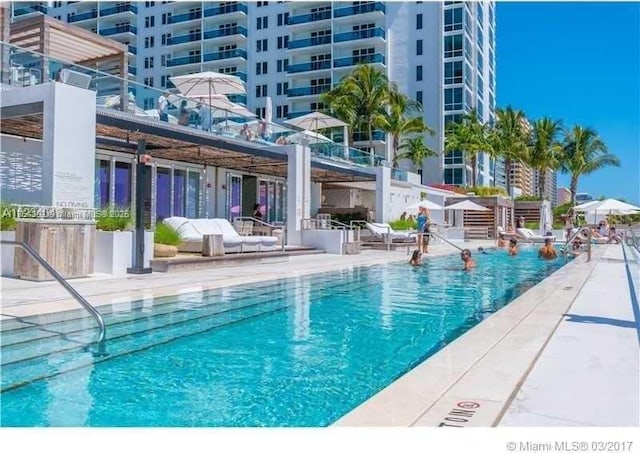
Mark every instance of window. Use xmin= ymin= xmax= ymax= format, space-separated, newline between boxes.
xmin=144 ymin=36 xmax=155 ymax=48
xmin=444 ymin=87 xmax=463 ymax=111
xmin=255 ymin=107 xmax=266 ymax=118
xmin=477 ymin=101 xmax=484 ymax=118
xmin=444 ymin=34 xmax=463 ymax=58
xmin=444 ymin=61 xmax=463 ymax=84
xmin=277 ymin=36 xmax=289 ymax=49
xmin=277 ymin=12 xmax=289 ymax=26
xmin=257 ymin=1 xmax=269 ymax=6
xmin=161 ymin=55 xmax=166 ymax=66
xmin=256 ymin=38 xmax=268 ymax=52
xmin=53 ymin=1 xmax=62 ymax=7
xmin=444 ymin=7 xmax=463 ymax=32
xmin=416 ymin=13 xmax=423 ymax=29
xmin=255 ymin=84 xmax=268 ymax=98
xmin=276 ymin=105 xmax=289 ymax=119
xmin=161 ymin=33 xmax=170 ymax=45
xmin=143 ymin=77 xmax=154 ymax=87
xmin=257 ymin=16 xmax=268 ymax=29
xmin=255 ymin=61 xmax=268 ymax=75
xmin=477 ymin=75 xmax=484 ymax=99
xmin=161 ymin=75 xmax=166 ymax=87
xmin=477 ymin=26 xmax=484 ymax=49
xmin=145 ymin=1 xmax=155 ymax=7
xmin=161 ymin=13 xmax=171 ymax=25
xmin=444 ymin=168 xmax=464 ymax=185
xmin=416 ymin=91 xmax=423 ymax=105
xmin=144 ymin=57 xmax=154 ymax=69
xmin=416 ymin=39 xmax=423 ymax=56
xmin=145 ymin=16 xmax=155 ymax=28
xmin=277 ymin=58 xmax=289 ymax=72
xmin=310 ymin=102 xmax=327 ymax=111
xmin=416 ymin=65 xmax=423 ymax=81
xmin=276 ymin=82 xmax=289 ymax=96
xmin=477 ymin=2 xmax=484 ymax=26
xmin=444 ymin=150 xmax=464 ymax=164
xmin=445 ymin=114 xmax=462 ymax=124
xmin=477 ymin=52 xmax=484 ymax=74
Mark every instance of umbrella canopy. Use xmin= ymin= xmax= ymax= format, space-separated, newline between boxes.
xmin=288 ymin=130 xmax=333 ymax=145
xmin=573 ymin=199 xmax=601 ymax=211
xmin=445 ymin=200 xmax=490 ymax=211
xmin=264 ymin=97 xmax=273 ymax=137
xmin=283 ymin=111 xmax=347 ymax=131
xmin=573 ymin=198 xmax=640 ymax=213
xmin=405 ymin=199 xmax=444 ymax=212
xmin=169 ymin=71 xmax=246 ymax=98
xmin=539 ymin=199 xmax=552 ymax=235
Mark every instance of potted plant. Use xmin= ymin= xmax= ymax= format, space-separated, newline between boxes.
xmin=153 ymin=222 xmax=181 ymax=258
xmin=94 ymin=207 xmax=135 ymax=275
xmin=1 ymin=203 xmax=17 ymax=277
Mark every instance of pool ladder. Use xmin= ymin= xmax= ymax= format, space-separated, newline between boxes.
xmin=562 ymin=227 xmax=592 ymax=262
xmin=1 ymin=240 xmax=106 ymax=344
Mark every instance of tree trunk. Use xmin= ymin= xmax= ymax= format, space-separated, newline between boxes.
xmin=539 ymin=169 xmax=546 ymax=200
xmin=505 ymin=158 xmax=512 ymax=197
xmin=570 ymin=175 xmax=579 ymax=207
xmin=392 ymin=134 xmax=399 ymax=168
xmin=471 ymin=154 xmax=477 ymax=188
xmin=368 ymin=121 xmax=374 ymax=164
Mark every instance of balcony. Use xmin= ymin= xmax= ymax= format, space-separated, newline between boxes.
xmin=334 ymin=2 xmax=385 ymax=18
xmin=287 ymin=60 xmax=331 ymax=74
xmin=13 ymin=5 xmax=47 ymax=16
xmin=288 ymin=85 xmax=331 ymax=98
xmin=334 ymin=27 xmax=385 ymax=43
xmin=288 ymin=35 xmax=331 ymax=50
xmin=204 ymin=3 xmax=248 ymax=17
xmin=168 ymin=10 xmax=202 ymax=24
xmin=391 ymin=169 xmax=408 ymax=182
xmin=68 ymin=10 xmax=97 ymax=23
xmin=99 ymin=24 xmax=137 ymax=37
xmin=99 ymin=3 xmax=137 ymax=17
xmin=167 ymin=54 xmax=201 ymax=67
xmin=167 ymin=32 xmax=201 ymax=46
xmin=203 ymin=26 xmax=248 ymax=40
xmin=333 ymin=53 xmax=385 ymax=68
xmin=128 ymin=45 xmax=137 ymax=55
xmin=203 ymin=48 xmax=247 ymax=62
xmin=352 ymin=130 xmax=386 ymax=142
xmin=287 ymin=9 xmax=332 ymax=26
xmin=228 ymin=94 xmax=247 ymax=105
xmin=128 ymin=66 xmax=137 ymax=76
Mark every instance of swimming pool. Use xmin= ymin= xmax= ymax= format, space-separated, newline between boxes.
xmin=0 ymin=247 xmax=566 ymax=427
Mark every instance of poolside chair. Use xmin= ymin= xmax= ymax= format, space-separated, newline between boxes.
xmin=516 ymin=228 xmax=556 ymax=243
xmin=365 ymin=222 xmax=416 ymax=242
xmin=496 ymin=226 xmax=518 ymax=240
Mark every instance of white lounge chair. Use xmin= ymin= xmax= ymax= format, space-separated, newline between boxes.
xmin=516 ymin=228 xmax=556 ymax=243
xmin=366 ymin=222 xmax=416 ymax=242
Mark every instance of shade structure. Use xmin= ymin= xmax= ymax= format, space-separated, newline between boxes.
xmin=445 ymin=200 xmax=490 ymax=211
xmin=169 ymin=71 xmax=246 ymax=97
xmin=405 ymin=199 xmax=443 ymax=212
xmin=573 ymin=198 xmax=640 ymax=213
xmin=283 ymin=111 xmax=347 ymax=131
xmin=539 ymin=199 xmax=552 ymax=235
xmin=287 ymin=130 xmax=333 ymax=145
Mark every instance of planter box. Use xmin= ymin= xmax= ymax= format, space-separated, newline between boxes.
xmin=95 ymin=230 xmax=154 ymax=275
xmin=1 ymin=230 xmax=16 ymax=277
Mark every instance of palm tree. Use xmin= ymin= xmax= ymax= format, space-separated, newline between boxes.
xmin=444 ymin=109 xmax=488 ymax=187
xmin=560 ymin=125 xmax=620 ymax=206
xmin=489 ymin=107 xmax=530 ymax=196
xmin=321 ymin=64 xmax=389 ymax=154
xmin=528 ymin=117 xmax=563 ymax=200
xmin=398 ymin=136 xmax=438 ymax=170
xmin=378 ymin=84 xmax=432 ymax=167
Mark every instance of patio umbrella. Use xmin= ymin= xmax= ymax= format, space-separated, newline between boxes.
xmin=539 ymin=199 xmax=552 ymax=235
xmin=445 ymin=200 xmax=490 ymax=211
xmin=283 ymin=111 xmax=347 ymax=131
xmin=405 ymin=199 xmax=443 ymax=212
xmin=287 ymin=129 xmax=333 ymax=145
xmin=574 ymin=198 xmax=640 ymax=224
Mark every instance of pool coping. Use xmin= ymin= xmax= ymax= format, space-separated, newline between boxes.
xmin=333 ymin=246 xmax=605 ymax=427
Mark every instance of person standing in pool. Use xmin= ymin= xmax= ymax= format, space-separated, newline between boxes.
xmin=508 ymin=238 xmax=519 ymax=256
xmin=416 ymin=207 xmax=428 ymax=254
xmin=460 ymin=249 xmax=476 ymax=270
xmin=538 ymin=237 xmax=558 ymax=260
xmin=409 ymin=250 xmax=422 ymax=266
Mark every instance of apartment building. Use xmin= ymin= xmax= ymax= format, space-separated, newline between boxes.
xmin=11 ymin=0 xmax=502 ymax=188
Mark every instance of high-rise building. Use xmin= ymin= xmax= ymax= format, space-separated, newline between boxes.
xmin=508 ymin=161 xmax=534 ymax=197
xmin=556 ymin=187 xmax=571 ymax=206
xmin=533 ymin=168 xmax=557 ymax=203
xmin=11 ymin=0 xmax=500 ymax=187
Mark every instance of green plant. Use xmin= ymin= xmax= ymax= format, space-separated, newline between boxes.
xmin=524 ymin=221 xmax=539 ymax=230
xmin=154 ymin=222 xmax=182 ymax=246
xmin=95 ymin=207 xmax=132 ymax=231
xmin=389 ymin=218 xmax=417 ymax=230
xmin=515 ymin=195 xmax=542 ymax=201
xmin=462 ymin=186 xmax=508 ymax=196
xmin=445 ymin=109 xmax=491 ymax=187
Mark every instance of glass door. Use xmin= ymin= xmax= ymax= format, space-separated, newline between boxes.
xmin=226 ymin=174 xmax=242 ymax=220
xmin=258 ymin=179 xmax=268 ymax=219
xmin=155 ymin=167 xmax=171 ymax=222
xmin=186 ymin=170 xmax=200 ymax=218
xmin=173 ymin=169 xmax=186 ymax=217
xmin=268 ymin=181 xmax=276 ymax=223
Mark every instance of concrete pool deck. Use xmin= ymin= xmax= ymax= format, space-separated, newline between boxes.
xmin=1 ymin=241 xmax=638 ymax=427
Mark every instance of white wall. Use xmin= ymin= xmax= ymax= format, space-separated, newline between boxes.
xmin=302 ymin=229 xmax=353 ymax=254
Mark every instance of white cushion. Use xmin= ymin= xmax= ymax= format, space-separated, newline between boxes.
xmin=190 ymin=219 xmax=223 ymax=236
xmin=213 ymin=219 xmax=241 ymax=238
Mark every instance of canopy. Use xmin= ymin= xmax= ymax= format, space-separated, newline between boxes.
xmin=169 ymin=71 xmax=246 ymax=98
xmin=284 ymin=111 xmax=347 ymax=130
xmin=288 ymin=130 xmax=333 ymax=144
xmin=573 ymin=198 xmax=640 ymax=213
xmin=445 ymin=200 xmax=490 ymax=211
xmin=405 ymin=199 xmax=443 ymax=212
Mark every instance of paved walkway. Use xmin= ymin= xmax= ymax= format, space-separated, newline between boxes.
xmin=500 ymin=245 xmax=640 ymax=426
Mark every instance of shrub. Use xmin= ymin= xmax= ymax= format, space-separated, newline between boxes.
xmin=95 ymin=207 xmax=132 ymax=231
xmin=389 ymin=218 xmax=417 ymax=231
xmin=524 ymin=221 xmax=539 ymax=230
xmin=515 ymin=195 xmax=542 ymax=201
xmin=331 ymin=212 xmax=368 ymax=225
xmin=154 ymin=222 xmax=181 ymax=246
xmin=462 ymin=186 xmax=508 ymax=197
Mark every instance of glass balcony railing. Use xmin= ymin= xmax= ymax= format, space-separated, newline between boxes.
xmin=352 ymin=130 xmax=386 ymax=142
xmin=333 ymin=53 xmax=385 ymax=68
xmin=167 ymin=33 xmax=201 ymax=46
xmin=287 ymin=60 xmax=331 ymax=74
xmin=68 ymin=10 xmax=97 ymax=23
xmin=128 ymin=45 xmax=137 ymax=55
xmin=203 ymin=26 xmax=248 ymax=40
xmin=288 ymin=35 xmax=332 ymax=50
xmin=99 ymin=24 xmax=137 ymax=36
xmin=232 ymin=72 xmax=247 ymax=82
xmin=391 ymin=168 xmax=408 ymax=182
xmin=99 ymin=3 xmax=138 ymax=17
xmin=334 ymin=27 xmax=385 ymax=43
xmin=286 ymin=110 xmax=312 ymax=119
xmin=287 ymin=9 xmax=332 ymax=25
xmin=204 ymin=3 xmax=248 ymax=17
xmin=309 ymin=143 xmax=385 ymax=167
xmin=288 ymin=85 xmax=331 ymax=97
xmin=166 ymin=54 xmax=201 ymax=67
xmin=128 ymin=65 xmax=137 ymax=76
xmin=13 ymin=5 xmax=47 ymax=16
xmin=168 ymin=10 xmax=202 ymax=24
xmin=203 ymin=48 xmax=247 ymax=62
xmin=333 ymin=2 xmax=385 ymax=18
xmin=228 ymin=94 xmax=247 ymax=105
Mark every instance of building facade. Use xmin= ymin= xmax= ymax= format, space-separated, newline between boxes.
xmin=556 ymin=187 xmax=571 ymax=206
xmin=12 ymin=0 xmax=501 ymax=187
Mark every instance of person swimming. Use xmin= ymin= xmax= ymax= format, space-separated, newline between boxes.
xmin=477 ymin=246 xmax=489 ymax=254
xmin=461 ymin=249 xmax=476 ymax=271
xmin=538 ymin=237 xmax=558 ymax=260
xmin=409 ymin=250 xmax=422 ymax=266
xmin=508 ymin=238 xmax=518 ymax=256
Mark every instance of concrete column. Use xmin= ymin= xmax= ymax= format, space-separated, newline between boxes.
xmin=375 ymin=166 xmax=391 ymax=223
xmin=310 ymin=182 xmax=322 ymax=217
xmin=286 ymin=144 xmax=310 ymax=245
xmin=215 ymin=167 xmax=227 ymax=218
xmin=203 ymin=166 xmax=216 ymax=218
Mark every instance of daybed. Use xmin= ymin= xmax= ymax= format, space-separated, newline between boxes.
xmin=163 ymin=217 xmax=279 ymax=253
xmin=366 ymin=223 xmax=416 ymax=242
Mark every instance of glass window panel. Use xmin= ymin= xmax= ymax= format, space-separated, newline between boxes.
xmin=114 ymin=161 xmax=131 ymax=208
xmin=156 ymin=167 xmax=171 ymax=222
xmin=173 ymin=169 xmax=186 ymax=217
xmin=268 ymin=182 xmax=276 ymax=222
xmin=95 ymin=159 xmax=110 ymax=209
xmin=187 ymin=171 xmax=200 ymax=218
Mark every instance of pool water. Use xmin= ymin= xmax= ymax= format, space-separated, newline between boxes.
xmin=0 ymin=247 xmax=566 ymax=427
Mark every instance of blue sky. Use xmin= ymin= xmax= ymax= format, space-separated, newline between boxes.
xmin=496 ymin=1 xmax=640 ymax=204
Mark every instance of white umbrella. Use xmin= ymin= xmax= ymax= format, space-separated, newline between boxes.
xmin=287 ymin=129 xmax=333 ymax=145
xmin=573 ymin=198 xmax=640 ymax=213
xmin=406 ymin=199 xmax=444 ymax=212
xmin=169 ymin=71 xmax=246 ymax=97
xmin=283 ymin=111 xmax=347 ymax=131
xmin=445 ymin=200 xmax=490 ymax=211
xmin=539 ymin=199 xmax=552 ymax=235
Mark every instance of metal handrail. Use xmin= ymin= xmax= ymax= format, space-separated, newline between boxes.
xmin=426 ymin=230 xmax=465 ymax=252
xmin=562 ymin=226 xmax=592 ymax=262
xmin=233 ymin=216 xmax=286 ymax=252
xmin=1 ymin=240 xmax=106 ymax=343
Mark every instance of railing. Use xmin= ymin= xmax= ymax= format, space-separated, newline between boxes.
xmin=287 ymin=85 xmax=331 ymax=97
xmin=14 ymin=5 xmax=47 ymax=16
xmin=68 ymin=10 xmax=97 ymax=23
xmin=562 ymin=226 xmax=592 ymax=262
xmin=128 ymin=45 xmax=137 ymax=55
xmin=166 ymin=33 xmax=201 ymax=46
xmin=428 ymin=230 xmax=465 ymax=252
xmin=204 ymin=3 xmax=248 ymax=17
xmin=333 ymin=27 xmax=386 ymax=43
xmin=333 ymin=53 xmax=385 ymax=68
xmin=334 ymin=2 xmax=385 ymax=18
xmin=302 ymin=217 xmax=360 ymax=253
xmin=287 ymin=60 xmax=332 ymax=74
xmin=1 ymin=240 xmax=106 ymax=344
xmin=352 ymin=130 xmax=386 ymax=142
xmin=99 ymin=24 xmax=137 ymax=36
xmin=168 ymin=10 xmax=202 ymax=24
xmin=288 ymin=35 xmax=332 ymax=50
xmin=99 ymin=3 xmax=138 ymax=16
xmin=167 ymin=54 xmax=201 ymax=67
xmin=233 ymin=217 xmax=286 ymax=252
xmin=203 ymin=26 xmax=248 ymax=40
xmin=391 ymin=169 xmax=408 ymax=182
xmin=287 ymin=9 xmax=332 ymax=25
xmin=203 ymin=48 xmax=247 ymax=62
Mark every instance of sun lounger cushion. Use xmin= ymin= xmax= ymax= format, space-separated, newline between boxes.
xmin=516 ymin=228 xmax=556 ymax=242
xmin=367 ymin=222 xmax=414 ymax=240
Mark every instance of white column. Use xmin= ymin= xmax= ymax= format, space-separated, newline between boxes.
xmin=215 ymin=167 xmax=227 ymax=218
xmin=203 ymin=166 xmax=216 ymax=218
xmin=286 ymin=144 xmax=310 ymax=245
xmin=375 ymin=166 xmax=391 ymax=223
xmin=310 ymin=182 xmax=322 ymax=217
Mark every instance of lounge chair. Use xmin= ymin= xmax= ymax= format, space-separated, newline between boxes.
xmin=366 ymin=222 xmax=416 ymax=242
xmin=516 ymin=228 xmax=556 ymax=243
xmin=496 ymin=226 xmax=518 ymax=240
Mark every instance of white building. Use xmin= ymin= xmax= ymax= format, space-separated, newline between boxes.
xmin=12 ymin=0 xmax=501 ymax=188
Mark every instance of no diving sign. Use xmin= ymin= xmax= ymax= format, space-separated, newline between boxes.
xmin=438 ymin=401 xmax=481 ymax=427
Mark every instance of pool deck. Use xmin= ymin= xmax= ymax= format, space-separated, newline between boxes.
xmin=1 ymin=241 xmax=638 ymax=427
